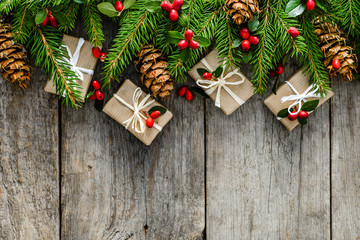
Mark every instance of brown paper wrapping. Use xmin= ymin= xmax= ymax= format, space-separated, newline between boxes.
xmin=44 ymin=34 xmax=99 ymax=98
xmin=264 ymin=70 xmax=334 ymax=131
xmin=188 ymin=49 xmax=254 ymax=115
xmin=103 ymin=80 xmax=173 ymax=145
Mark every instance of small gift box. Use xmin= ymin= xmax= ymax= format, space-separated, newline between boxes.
xmin=103 ymin=80 xmax=173 ymax=145
xmin=264 ymin=70 xmax=334 ymax=131
xmin=188 ymin=50 xmax=254 ymax=115
xmin=44 ymin=34 xmax=99 ymax=98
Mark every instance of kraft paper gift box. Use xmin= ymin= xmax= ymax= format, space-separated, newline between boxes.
xmin=103 ymin=79 xmax=173 ymax=145
xmin=44 ymin=34 xmax=99 ymax=98
xmin=264 ymin=70 xmax=334 ymax=131
xmin=188 ymin=49 xmax=254 ymax=115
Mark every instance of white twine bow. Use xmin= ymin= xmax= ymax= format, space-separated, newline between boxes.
xmin=196 ymin=59 xmax=245 ymax=108
xmin=113 ymin=88 xmax=163 ymax=134
xmin=62 ymin=38 xmax=94 ymax=81
xmin=281 ymin=81 xmax=320 ymax=115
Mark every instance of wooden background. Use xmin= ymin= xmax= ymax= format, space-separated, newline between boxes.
xmin=1 ymin=18 xmax=360 ymax=240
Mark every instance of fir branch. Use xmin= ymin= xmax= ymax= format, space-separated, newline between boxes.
xmin=332 ymin=0 xmax=360 ymax=37
xmin=0 ymin=0 xmax=17 ymax=14
xmin=81 ymin=1 xmax=104 ymax=46
xmin=59 ymin=1 xmax=79 ymax=33
xmin=29 ymin=26 xmax=83 ymax=108
xmin=11 ymin=3 xmax=33 ymax=44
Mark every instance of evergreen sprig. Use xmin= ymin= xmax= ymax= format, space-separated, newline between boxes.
xmin=81 ymin=1 xmax=104 ymax=46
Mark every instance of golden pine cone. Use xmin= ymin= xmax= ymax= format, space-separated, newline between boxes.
xmin=135 ymin=45 xmax=174 ymax=99
xmin=226 ymin=0 xmax=260 ymax=26
xmin=314 ymin=18 xmax=357 ymax=81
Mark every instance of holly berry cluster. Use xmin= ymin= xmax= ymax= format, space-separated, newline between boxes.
xmin=40 ymin=9 xmax=58 ymax=28
xmin=178 ymin=30 xmax=199 ymax=50
xmin=269 ymin=63 xmax=284 ymax=78
xmin=239 ymin=27 xmax=259 ymax=52
xmin=92 ymin=47 xmax=107 ymax=62
xmin=144 ymin=106 xmax=168 ymax=128
xmin=288 ymin=109 xmax=309 ymax=121
xmin=306 ymin=0 xmax=315 ymax=10
xmin=160 ymin=0 xmax=183 ymax=22
xmin=178 ymin=86 xmax=193 ymax=101
xmin=277 ymin=99 xmax=319 ymax=125
xmin=89 ymin=80 xmax=105 ymax=101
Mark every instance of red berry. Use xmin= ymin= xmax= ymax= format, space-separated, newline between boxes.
xmin=332 ymin=59 xmax=341 ymax=69
xmin=172 ymin=0 xmax=183 ymax=10
xmin=49 ymin=15 xmax=58 ymax=28
xmin=240 ymin=28 xmax=250 ymax=40
xmin=276 ymin=64 xmax=284 ymax=75
xmin=178 ymin=86 xmax=187 ymax=96
xmin=146 ymin=117 xmax=154 ymax=128
xmin=269 ymin=70 xmax=277 ymax=78
xmin=92 ymin=47 xmax=101 ymax=58
xmin=241 ymin=40 xmax=250 ymax=51
xmin=185 ymin=89 xmax=193 ymax=101
xmin=298 ymin=110 xmax=309 ymax=119
xmin=178 ymin=40 xmax=189 ymax=50
xmin=288 ymin=111 xmax=298 ymax=121
xmin=160 ymin=1 xmax=172 ymax=11
xmin=41 ymin=15 xmax=49 ymax=26
xmin=95 ymin=90 xmax=104 ymax=101
xmin=288 ymin=27 xmax=299 ymax=38
xmin=203 ymin=72 xmax=212 ymax=80
xmin=89 ymin=93 xmax=96 ymax=100
xmin=100 ymin=52 xmax=107 ymax=62
xmin=249 ymin=36 xmax=259 ymax=45
xmin=189 ymin=40 xmax=200 ymax=49
xmin=115 ymin=1 xmax=123 ymax=12
xmin=169 ymin=9 xmax=179 ymax=22
xmin=150 ymin=110 xmax=161 ymax=119
xmin=185 ymin=30 xmax=194 ymax=41
xmin=92 ymin=80 xmax=101 ymax=90
xmin=306 ymin=0 xmax=315 ymax=10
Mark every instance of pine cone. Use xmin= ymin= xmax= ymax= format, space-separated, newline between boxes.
xmin=226 ymin=0 xmax=260 ymax=26
xmin=0 ymin=16 xmax=31 ymax=88
xmin=135 ymin=45 xmax=174 ymax=99
xmin=314 ymin=18 xmax=357 ymax=81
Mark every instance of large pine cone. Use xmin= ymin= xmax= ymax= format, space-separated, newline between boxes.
xmin=135 ymin=45 xmax=174 ymax=99
xmin=226 ymin=0 xmax=260 ymax=26
xmin=0 ymin=19 xmax=31 ymax=88
xmin=314 ymin=18 xmax=357 ymax=81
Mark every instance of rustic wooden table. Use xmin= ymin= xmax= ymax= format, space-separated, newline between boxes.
xmin=1 ymin=19 xmax=359 ymax=240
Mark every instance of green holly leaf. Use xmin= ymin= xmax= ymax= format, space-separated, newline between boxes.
xmin=248 ymin=16 xmax=259 ymax=32
xmin=166 ymin=31 xmax=184 ymax=44
xmin=272 ymin=77 xmax=279 ymax=95
xmin=301 ymin=99 xmax=319 ymax=111
xmin=242 ymin=51 xmax=252 ymax=64
xmin=86 ymin=90 xmax=95 ymax=98
xmin=213 ymin=66 xmax=223 ymax=78
xmin=149 ymin=106 xmax=167 ymax=115
xmin=197 ymin=68 xmax=208 ymax=77
xmin=97 ymin=2 xmax=118 ymax=17
xmin=298 ymin=118 xmax=308 ymax=125
xmin=189 ymin=87 xmax=209 ymax=99
xmin=178 ymin=13 xmax=188 ymax=27
xmin=35 ymin=9 xmax=47 ymax=25
xmin=232 ymin=39 xmax=242 ymax=48
xmin=285 ymin=0 xmax=306 ymax=17
xmin=147 ymin=1 xmax=162 ymax=13
xmin=277 ymin=108 xmax=289 ymax=118
xmin=193 ymin=36 xmax=211 ymax=47
xmin=123 ymin=0 xmax=136 ymax=10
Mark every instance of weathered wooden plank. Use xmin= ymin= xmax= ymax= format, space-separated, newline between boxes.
xmin=143 ymin=91 xmax=205 ymax=240
xmin=205 ymin=64 xmax=330 ymax=239
xmin=0 ymin=69 xmax=59 ymax=239
xmin=331 ymin=80 xmax=360 ymax=240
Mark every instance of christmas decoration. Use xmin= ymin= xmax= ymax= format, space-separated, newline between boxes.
xmin=226 ymin=0 xmax=260 ymax=26
xmin=185 ymin=88 xmax=193 ymax=101
xmin=103 ymin=80 xmax=173 ymax=145
xmin=95 ymin=90 xmax=104 ymax=101
xmin=115 ymin=1 xmax=124 ymax=12
xmin=160 ymin=1 xmax=173 ymax=12
xmin=177 ymin=86 xmax=187 ymax=96
xmin=189 ymin=50 xmax=254 ymax=115
xmin=288 ymin=27 xmax=299 ymax=38
xmin=265 ymin=71 xmax=334 ymax=131
xmin=314 ymin=18 xmax=357 ymax=81
xmin=240 ymin=28 xmax=249 ymax=40
xmin=146 ymin=117 xmax=154 ymax=128
xmin=0 ymin=15 xmax=31 ymax=89
xmin=203 ymin=72 xmax=212 ymax=80
xmin=241 ymin=40 xmax=250 ymax=51
xmin=92 ymin=47 xmax=102 ymax=59
xmin=44 ymin=35 xmax=99 ymax=101
xmin=248 ymin=36 xmax=259 ymax=45
xmin=134 ymin=45 xmax=174 ymax=99
xmin=306 ymin=0 xmax=315 ymax=11
xmin=91 ymin=80 xmax=101 ymax=90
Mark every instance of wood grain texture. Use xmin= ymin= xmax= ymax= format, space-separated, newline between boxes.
xmin=205 ymin=63 xmax=330 ymax=240
xmin=331 ymin=80 xmax=360 ymax=240
xmin=0 ymin=68 xmax=59 ymax=239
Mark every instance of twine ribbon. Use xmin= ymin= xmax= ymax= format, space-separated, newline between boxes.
xmin=196 ymin=59 xmax=245 ymax=108
xmin=280 ymin=81 xmax=320 ymax=117
xmin=113 ymin=87 xmax=163 ymax=134
xmin=63 ymin=38 xmax=94 ymax=81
